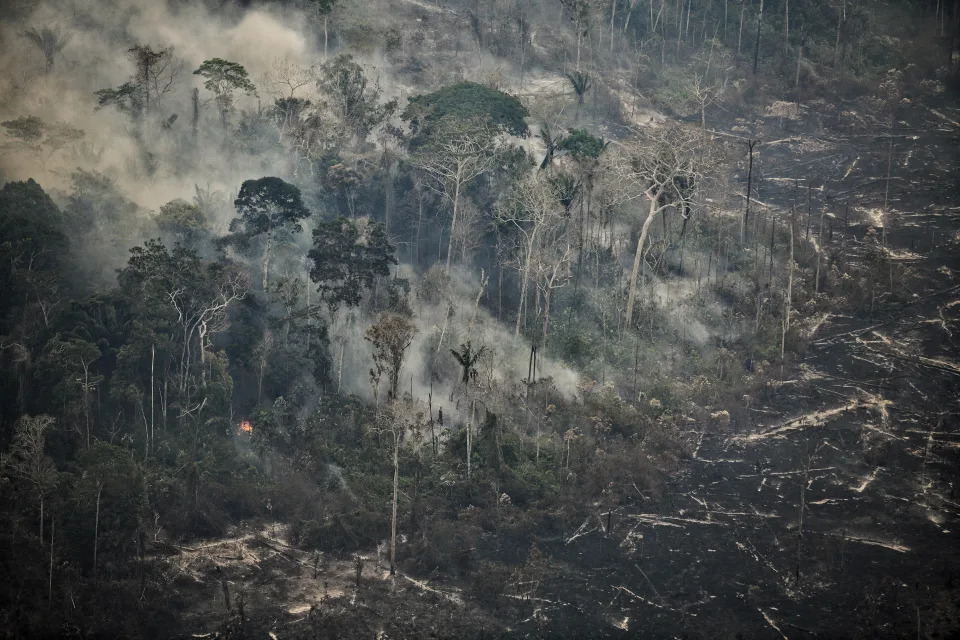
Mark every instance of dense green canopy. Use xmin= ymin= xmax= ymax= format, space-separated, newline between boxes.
xmin=402 ymin=81 xmax=529 ymax=139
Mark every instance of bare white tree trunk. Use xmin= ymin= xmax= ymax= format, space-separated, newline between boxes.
xmin=782 ymin=217 xmax=794 ymax=361
xmin=48 ymin=518 xmax=54 ymax=605
xmin=815 ymin=207 xmax=825 ymax=294
xmin=610 ymin=0 xmax=617 ymax=51
xmin=150 ymin=343 xmax=155 ymax=453
xmin=262 ymin=230 xmax=272 ymax=290
xmin=324 ymin=15 xmax=329 ymax=59
xmin=625 ymin=196 xmax=660 ymax=327
xmin=784 ymin=0 xmax=789 ymax=53
xmin=93 ymin=482 xmax=103 ymax=585
xmin=446 ymin=180 xmax=462 ymax=271
xmin=515 ymin=230 xmax=538 ymax=337
xmin=390 ymin=430 xmax=399 ymax=576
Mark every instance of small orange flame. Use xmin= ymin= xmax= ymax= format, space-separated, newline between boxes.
xmin=239 ymin=420 xmax=253 ymax=434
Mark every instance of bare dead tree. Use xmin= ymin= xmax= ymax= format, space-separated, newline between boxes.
xmin=619 ymin=125 xmax=703 ymax=328
xmin=497 ymin=176 xmax=567 ymax=338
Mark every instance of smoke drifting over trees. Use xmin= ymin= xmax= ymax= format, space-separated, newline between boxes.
xmin=1 ymin=0 xmax=959 ymax=637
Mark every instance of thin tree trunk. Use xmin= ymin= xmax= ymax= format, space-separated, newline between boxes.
xmin=466 ymin=399 xmax=475 ymax=479
xmin=753 ymin=0 xmax=764 ymax=74
xmin=262 ymin=229 xmax=272 ymax=290
xmin=625 ymin=195 xmax=661 ymax=327
xmin=795 ymin=31 xmax=803 ymax=90
xmin=535 ymin=415 xmax=542 ymax=461
xmin=784 ymin=0 xmax=789 ymax=54
xmin=782 ymin=216 xmax=794 ymax=361
xmin=429 ymin=385 xmax=436 ymax=455
xmin=93 ymin=482 xmax=103 ymax=585
xmin=796 ymin=455 xmax=807 ymax=585
xmin=815 ymin=207 xmax=825 ymax=294
xmin=192 ymin=89 xmax=199 ymax=142
xmin=738 ymin=4 xmax=745 ymax=55
xmin=743 ymin=140 xmax=756 ymax=242
xmin=48 ymin=517 xmax=55 ymax=606
xmin=542 ymin=287 xmax=553 ymax=349
xmin=724 ymin=0 xmax=728 ymax=41
xmin=576 ymin=24 xmax=583 ymax=71
xmin=519 ymin=12 xmax=527 ymax=89
xmin=83 ymin=366 xmax=91 ymax=448
xmin=150 ymin=343 xmax=155 ymax=453
xmin=384 ymin=161 xmax=393 ymax=237
xmin=610 ymin=0 xmax=618 ymax=52
xmin=768 ymin=214 xmax=776 ymax=285
xmin=515 ymin=231 xmax=538 ymax=337
xmin=390 ymin=431 xmax=399 ymax=576
xmin=834 ymin=9 xmax=842 ymax=67
xmin=446 ymin=180 xmax=461 ymax=271
xmin=883 ymin=123 xmax=894 ymax=247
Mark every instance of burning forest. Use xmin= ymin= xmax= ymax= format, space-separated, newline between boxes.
xmin=0 ymin=0 xmax=959 ymax=637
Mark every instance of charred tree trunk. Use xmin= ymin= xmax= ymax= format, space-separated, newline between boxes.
xmin=742 ymin=140 xmax=757 ymax=242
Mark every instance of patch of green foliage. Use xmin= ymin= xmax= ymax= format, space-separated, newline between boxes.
xmin=557 ymin=128 xmax=606 ymax=159
xmin=403 ymin=81 xmax=530 ymax=138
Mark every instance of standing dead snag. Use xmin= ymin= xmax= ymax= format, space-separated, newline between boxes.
xmin=497 ymin=175 xmax=566 ymax=338
xmin=742 ymin=139 xmax=759 ymax=242
xmin=621 ymin=125 xmax=702 ymax=328
xmin=390 ymin=423 xmax=400 ymax=576
xmin=796 ymin=433 xmax=827 ymax=588
xmin=377 ymin=402 xmax=425 ymax=577
xmin=536 ymin=240 xmax=575 ymax=349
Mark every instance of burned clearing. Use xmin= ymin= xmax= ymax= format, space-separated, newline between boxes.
xmin=2 ymin=0 xmax=959 ymax=638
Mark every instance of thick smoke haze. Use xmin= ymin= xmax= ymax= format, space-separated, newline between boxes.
xmin=0 ymin=0 xmax=587 ymax=410
xmin=0 ymin=1 xmax=314 ymax=208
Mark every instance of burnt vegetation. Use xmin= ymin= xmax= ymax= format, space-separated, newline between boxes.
xmin=1 ymin=0 xmax=959 ymax=638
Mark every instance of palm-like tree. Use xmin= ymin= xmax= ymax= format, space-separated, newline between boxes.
xmin=547 ymin=172 xmax=580 ymax=214
xmin=566 ymin=71 xmax=592 ymax=123
xmin=451 ymin=341 xmax=485 ymax=384
xmin=23 ymin=26 xmax=71 ymax=73
xmin=538 ymin=124 xmax=563 ymax=170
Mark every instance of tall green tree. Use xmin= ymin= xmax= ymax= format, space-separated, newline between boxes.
xmin=193 ymin=58 xmax=256 ymax=130
xmin=303 ymin=0 xmax=339 ymax=58
xmin=308 ymin=217 xmax=396 ymax=310
xmin=402 ymin=81 xmax=530 ymax=142
xmin=227 ymin=177 xmax=310 ymax=290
